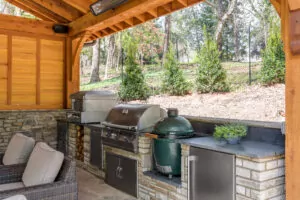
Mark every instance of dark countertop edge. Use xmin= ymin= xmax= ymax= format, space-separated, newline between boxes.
xmin=183 ymin=115 xmax=283 ymax=129
xmin=177 ymin=137 xmax=285 ymax=159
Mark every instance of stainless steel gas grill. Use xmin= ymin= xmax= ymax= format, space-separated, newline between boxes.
xmin=101 ymin=104 xmax=165 ymax=153
xmin=67 ymin=91 xmax=118 ymax=124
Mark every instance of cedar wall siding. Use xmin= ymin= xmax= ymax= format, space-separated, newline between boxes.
xmin=0 ymin=32 xmax=65 ymax=110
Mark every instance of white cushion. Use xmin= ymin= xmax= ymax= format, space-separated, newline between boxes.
xmin=0 ymin=182 xmax=24 ymax=192
xmin=3 ymin=195 xmax=27 ymax=200
xmin=3 ymin=133 xmax=35 ymax=165
xmin=22 ymin=142 xmax=64 ymax=187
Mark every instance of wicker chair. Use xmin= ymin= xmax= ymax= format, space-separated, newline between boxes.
xmin=0 ymin=157 xmax=77 ymax=200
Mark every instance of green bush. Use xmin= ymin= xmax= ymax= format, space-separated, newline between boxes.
xmin=196 ymin=29 xmax=229 ymax=93
xmin=161 ymin=48 xmax=190 ymax=96
xmin=119 ymin=34 xmax=150 ymax=101
xmin=260 ymin=24 xmax=285 ymax=85
xmin=213 ymin=124 xmax=247 ymax=140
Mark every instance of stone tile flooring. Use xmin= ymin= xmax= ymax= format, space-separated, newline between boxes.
xmin=77 ymin=168 xmax=137 ymax=200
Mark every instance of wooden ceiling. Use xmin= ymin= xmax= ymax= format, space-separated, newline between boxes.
xmin=4 ymin=0 xmax=204 ymax=41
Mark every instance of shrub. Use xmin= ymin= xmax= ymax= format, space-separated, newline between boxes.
xmin=195 ymin=29 xmax=229 ymax=93
xmin=119 ymin=34 xmax=150 ymax=101
xmin=161 ymin=48 xmax=190 ymax=95
xmin=213 ymin=124 xmax=247 ymax=140
xmin=260 ymin=24 xmax=285 ymax=85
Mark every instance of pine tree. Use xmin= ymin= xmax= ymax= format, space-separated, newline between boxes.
xmin=196 ymin=28 xmax=229 ymax=93
xmin=119 ymin=34 xmax=150 ymax=101
xmin=161 ymin=47 xmax=190 ymax=96
xmin=260 ymin=23 xmax=285 ymax=85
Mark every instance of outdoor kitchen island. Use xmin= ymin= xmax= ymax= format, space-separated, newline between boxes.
xmin=65 ymin=116 xmax=285 ymax=200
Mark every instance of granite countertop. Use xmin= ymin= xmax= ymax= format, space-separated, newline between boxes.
xmin=178 ymin=136 xmax=284 ymax=158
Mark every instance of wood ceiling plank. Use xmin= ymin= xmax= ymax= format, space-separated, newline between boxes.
xmin=0 ymin=14 xmax=67 ymax=37
xmin=61 ymin=0 xmax=93 ymax=13
xmin=31 ymin=0 xmax=83 ymax=21
xmin=69 ymin=0 xmax=174 ymax=36
xmin=7 ymin=0 xmax=69 ymax=23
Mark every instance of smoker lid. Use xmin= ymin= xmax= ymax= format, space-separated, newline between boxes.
xmin=103 ymin=104 xmax=163 ymax=132
xmin=70 ymin=91 xmax=117 ymax=100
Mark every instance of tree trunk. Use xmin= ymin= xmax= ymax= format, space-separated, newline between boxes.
xmin=233 ymin=12 xmax=240 ymax=61
xmin=162 ymin=15 xmax=172 ymax=65
xmin=105 ymin=35 xmax=116 ymax=79
xmin=214 ymin=0 xmax=237 ymax=51
xmin=115 ymin=33 xmax=122 ymax=71
xmin=89 ymin=39 xmax=101 ymax=83
xmin=0 ymin=2 xmax=7 ymax=14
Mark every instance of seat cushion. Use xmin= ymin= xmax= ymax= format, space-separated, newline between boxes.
xmin=22 ymin=142 xmax=64 ymax=187
xmin=3 ymin=195 xmax=27 ymax=200
xmin=3 ymin=133 xmax=35 ymax=165
xmin=0 ymin=182 xmax=24 ymax=192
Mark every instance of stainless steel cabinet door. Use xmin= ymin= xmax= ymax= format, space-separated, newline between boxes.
xmin=105 ymin=152 xmax=137 ymax=197
xmin=190 ymin=147 xmax=235 ymax=200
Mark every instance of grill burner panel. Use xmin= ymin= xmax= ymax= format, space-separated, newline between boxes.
xmin=102 ymin=127 xmax=138 ymax=153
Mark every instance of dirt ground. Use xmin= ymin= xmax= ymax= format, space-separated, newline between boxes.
xmin=131 ymin=84 xmax=285 ymax=122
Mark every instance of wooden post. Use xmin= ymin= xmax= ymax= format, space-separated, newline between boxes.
xmin=65 ymin=32 xmax=91 ymax=108
xmin=280 ymin=0 xmax=300 ymax=199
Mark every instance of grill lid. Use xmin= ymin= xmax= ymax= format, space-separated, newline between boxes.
xmin=70 ymin=91 xmax=117 ymax=100
xmin=102 ymin=104 xmax=163 ymax=132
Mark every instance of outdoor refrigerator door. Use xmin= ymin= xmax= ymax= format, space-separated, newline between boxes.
xmin=189 ymin=147 xmax=235 ymax=200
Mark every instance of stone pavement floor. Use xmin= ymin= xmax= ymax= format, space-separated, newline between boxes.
xmin=77 ymin=168 xmax=137 ymax=200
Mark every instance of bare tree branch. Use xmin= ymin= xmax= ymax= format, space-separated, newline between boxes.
xmin=204 ymin=0 xmax=217 ymax=9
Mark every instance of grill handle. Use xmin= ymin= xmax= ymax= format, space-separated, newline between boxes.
xmin=102 ymin=122 xmax=137 ymax=131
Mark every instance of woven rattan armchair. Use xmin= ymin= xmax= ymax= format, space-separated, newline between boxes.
xmin=0 ymin=157 xmax=77 ymax=200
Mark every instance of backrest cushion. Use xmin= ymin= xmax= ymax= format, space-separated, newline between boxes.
xmin=3 ymin=133 xmax=35 ymax=165
xmin=22 ymin=142 xmax=64 ymax=187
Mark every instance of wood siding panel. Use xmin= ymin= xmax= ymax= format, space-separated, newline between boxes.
xmin=40 ymin=39 xmax=64 ymax=107
xmin=11 ymin=36 xmax=36 ymax=105
xmin=0 ymin=34 xmax=7 ymax=104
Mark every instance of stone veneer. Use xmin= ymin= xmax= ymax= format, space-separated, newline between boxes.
xmin=68 ymin=124 xmax=104 ymax=178
xmin=0 ymin=110 xmax=67 ymax=152
xmin=67 ymin=123 xmax=285 ymax=200
xmin=236 ymin=155 xmax=285 ymax=200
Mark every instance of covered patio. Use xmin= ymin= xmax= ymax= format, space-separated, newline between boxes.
xmin=0 ymin=0 xmax=299 ymax=199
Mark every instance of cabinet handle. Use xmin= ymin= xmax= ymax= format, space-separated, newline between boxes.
xmin=118 ymin=167 xmax=123 ymax=179
xmin=188 ymin=155 xmax=197 ymax=162
xmin=116 ymin=166 xmax=120 ymax=177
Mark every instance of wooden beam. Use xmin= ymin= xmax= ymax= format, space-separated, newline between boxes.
xmin=135 ymin=13 xmax=146 ymax=22
xmin=124 ymin=18 xmax=134 ymax=26
xmin=161 ymin=3 xmax=172 ymax=12
xmin=288 ymin=0 xmax=300 ymax=10
xmin=0 ymin=14 xmax=67 ymax=37
xmin=7 ymin=0 xmax=69 ymax=23
xmin=147 ymin=8 xmax=159 ymax=18
xmin=61 ymin=0 xmax=92 ymax=13
xmin=270 ymin=0 xmax=281 ymax=16
xmin=282 ymin=0 xmax=300 ymax=198
xmin=175 ymin=0 xmax=188 ymax=7
xmin=30 ymin=0 xmax=83 ymax=21
xmin=69 ymin=0 xmax=174 ymax=36
xmin=71 ymin=31 xmax=91 ymax=81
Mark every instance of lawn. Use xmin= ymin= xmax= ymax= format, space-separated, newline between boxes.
xmin=80 ymin=62 xmax=262 ymax=92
